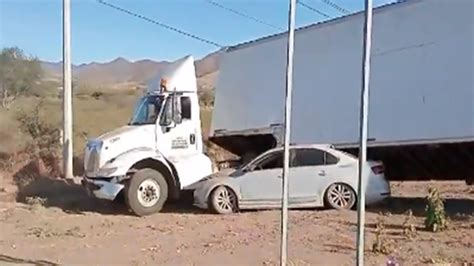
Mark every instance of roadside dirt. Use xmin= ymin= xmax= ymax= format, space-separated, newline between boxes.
xmin=0 ymin=176 xmax=472 ymax=265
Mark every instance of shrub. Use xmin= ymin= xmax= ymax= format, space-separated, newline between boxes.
xmin=402 ymin=209 xmax=417 ymax=239
xmin=424 ymin=187 xmax=448 ymax=232
xmin=371 ymin=215 xmax=393 ymax=254
xmin=91 ymin=91 xmax=103 ymax=100
xmin=199 ymin=90 xmax=215 ymax=107
xmin=15 ymin=100 xmax=61 ymax=175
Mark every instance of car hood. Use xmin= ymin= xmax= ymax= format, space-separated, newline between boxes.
xmin=207 ymin=168 xmax=236 ymax=179
xmin=184 ymin=168 xmax=237 ymax=190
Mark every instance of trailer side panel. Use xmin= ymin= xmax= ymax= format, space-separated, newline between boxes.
xmin=211 ymin=0 xmax=474 ymax=146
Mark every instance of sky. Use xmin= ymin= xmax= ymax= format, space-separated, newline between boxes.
xmin=0 ymin=0 xmax=395 ymax=64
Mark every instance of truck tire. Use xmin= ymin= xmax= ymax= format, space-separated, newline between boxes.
xmin=125 ymin=168 xmax=168 ymax=216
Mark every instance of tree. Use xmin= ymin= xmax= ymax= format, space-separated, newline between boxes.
xmin=0 ymin=47 xmax=43 ymax=109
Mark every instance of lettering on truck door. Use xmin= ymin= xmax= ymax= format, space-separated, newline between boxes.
xmin=172 ymin=96 xmax=196 ymax=155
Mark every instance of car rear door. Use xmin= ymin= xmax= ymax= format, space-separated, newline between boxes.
xmin=289 ymin=148 xmax=340 ymax=203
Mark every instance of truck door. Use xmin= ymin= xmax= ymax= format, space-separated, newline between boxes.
xmin=156 ymin=94 xmax=197 ymax=158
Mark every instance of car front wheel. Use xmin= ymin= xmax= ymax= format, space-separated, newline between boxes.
xmin=324 ymin=183 xmax=356 ymax=210
xmin=209 ymin=186 xmax=238 ymax=214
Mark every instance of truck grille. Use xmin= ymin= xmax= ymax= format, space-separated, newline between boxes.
xmin=86 ymin=148 xmax=99 ymax=173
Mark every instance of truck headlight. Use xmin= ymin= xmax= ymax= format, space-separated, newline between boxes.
xmin=87 ymin=139 xmax=103 ymax=150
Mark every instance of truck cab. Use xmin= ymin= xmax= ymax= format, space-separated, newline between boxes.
xmin=82 ymin=55 xmax=213 ymax=216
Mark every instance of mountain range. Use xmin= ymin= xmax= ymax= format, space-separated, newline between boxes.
xmin=41 ymin=50 xmax=222 ymax=90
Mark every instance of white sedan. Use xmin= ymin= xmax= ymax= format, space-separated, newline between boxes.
xmin=188 ymin=144 xmax=391 ymax=214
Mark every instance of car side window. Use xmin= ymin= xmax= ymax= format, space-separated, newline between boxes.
xmin=292 ymin=148 xmax=339 ymax=167
xmin=293 ymin=148 xmax=324 ymax=166
xmin=324 ymin=152 xmax=339 ymax=165
xmin=252 ymin=151 xmax=283 ymax=171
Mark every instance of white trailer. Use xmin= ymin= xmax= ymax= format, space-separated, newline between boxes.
xmin=210 ymin=0 xmax=474 ymax=181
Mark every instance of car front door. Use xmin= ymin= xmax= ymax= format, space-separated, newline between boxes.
xmin=239 ymin=150 xmax=284 ymax=203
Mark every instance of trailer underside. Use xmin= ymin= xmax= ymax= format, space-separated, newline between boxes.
xmin=210 ymin=135 xmax=474 ymax=182
xmin=343 ymin=142 xmax=474 ymax=181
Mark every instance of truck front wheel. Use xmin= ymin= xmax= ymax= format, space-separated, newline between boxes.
xmin=125 ymin=168 xmax=168 ymax=216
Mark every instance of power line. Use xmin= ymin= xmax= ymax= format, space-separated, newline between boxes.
xmin=319 ymin=0 xmax=350 ymax=14
xmin=96 ymin=0 xmax=224 ymax=48
xmin=297 ymin=0 xmax=331 ymax=18
xmin=206 ymin=0 xmax=284 ymax=31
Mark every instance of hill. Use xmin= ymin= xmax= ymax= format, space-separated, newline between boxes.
xmin=41 ymin=49 xmax=223 ymax=90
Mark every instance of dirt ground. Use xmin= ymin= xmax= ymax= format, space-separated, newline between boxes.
xmin=0 ymin=173 xmax=473 ymax=265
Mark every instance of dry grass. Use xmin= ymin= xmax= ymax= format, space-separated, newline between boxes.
xmin=72 ymin=92 xmax=138 ymax=152
xmin=0 ymin=88 xmax=214 ymax=157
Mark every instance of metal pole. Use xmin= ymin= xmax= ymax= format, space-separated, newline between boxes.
xmin=63 ymin=0 xmax=73 ymax=179
xmin=356 ymin=0 xmax=374 ymax=265
xmin=280 ymin=0 xmax=297 ymax=265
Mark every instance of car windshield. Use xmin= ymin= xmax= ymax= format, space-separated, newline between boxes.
xmin=129 ymin=95 xmax=164 ymax=125
xmin=238 ymin=150 xmax=283 ymax=172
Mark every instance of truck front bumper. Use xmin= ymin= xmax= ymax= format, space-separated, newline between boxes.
xmin=81 ymin=177 xmax=124 ymax=201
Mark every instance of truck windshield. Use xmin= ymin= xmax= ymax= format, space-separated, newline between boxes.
xmin=129 ymin=95 xmax=164 ymax=125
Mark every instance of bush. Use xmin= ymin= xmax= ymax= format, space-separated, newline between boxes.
xmin=16 ymin=100 xmax=61 ymax=175
xmin=402 ymin=209 xmax=417 ymax=239
xmin=0 ymin=152 xmax=16 ymax=173
xmin=199 ymin=90 xmax=215 ymax=107
xmin=424 ymin=187 xmax=448 ymax=232
xmin=91 ymin=91 xmax=104 ymax=100
xmin=371 ymin=215 xmax=393 ymax=255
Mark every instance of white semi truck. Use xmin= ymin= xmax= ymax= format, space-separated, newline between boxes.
xmin=82 ymin=56 xmax=213 ymax=216
xmin=209 ymin=0 xmax=474 ymax=182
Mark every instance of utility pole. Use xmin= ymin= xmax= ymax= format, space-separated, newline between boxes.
xmin=280 ymin=0 xmax=297 ymax=265
xmin=356 ymin=0 xmax=374 ymax=265
xmin=62 ymin=0 xmax=73 ymax=179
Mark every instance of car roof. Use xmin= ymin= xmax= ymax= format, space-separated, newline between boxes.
xmin=244 ymin=143 xmax=357 ymax=167
xmin=269 ymin=143 xmax=334 ymax=152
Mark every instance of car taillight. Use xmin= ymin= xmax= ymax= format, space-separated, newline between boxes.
xmin=371 ymin=164 xmax=384 ymax=174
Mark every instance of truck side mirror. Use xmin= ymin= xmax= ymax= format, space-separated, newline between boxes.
xmin=159 ymin=97 xmax=175 ymax=128
xmin=159 ymin=93 xmax=182 ymax=129
xmin=172 ymin=93 xmax=182 ymax=125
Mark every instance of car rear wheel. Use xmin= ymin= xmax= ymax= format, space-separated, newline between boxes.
xmin=209 ymin=186 xmax=238 ymax=214
xmin=325 ymin=183 xmax=356 ymax=210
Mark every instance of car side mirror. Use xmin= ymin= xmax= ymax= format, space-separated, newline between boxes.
xmin=243 ymin=164 xmax=256 ymax=172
